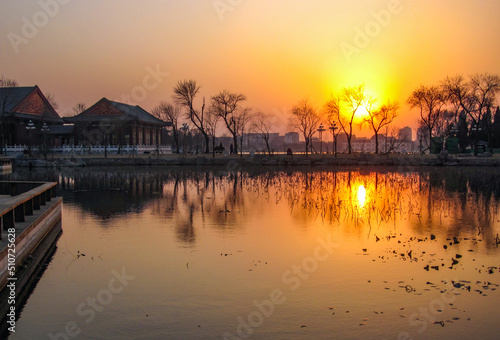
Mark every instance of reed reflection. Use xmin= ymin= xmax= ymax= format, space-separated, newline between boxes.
xmin=2 ymin=167 xmax=499 ymax=248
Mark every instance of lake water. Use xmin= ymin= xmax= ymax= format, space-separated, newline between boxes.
xmin=3 ymin=166 xmax=500 ymax=339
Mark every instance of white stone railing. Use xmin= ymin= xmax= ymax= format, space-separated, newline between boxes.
xmin=3 ymin=144 xmax=172 ymax=155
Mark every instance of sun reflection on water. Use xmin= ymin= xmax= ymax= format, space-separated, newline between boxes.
xmin=356 ymin=185 xmax=366 ymax=208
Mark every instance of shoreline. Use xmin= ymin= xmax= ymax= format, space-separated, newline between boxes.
xmin=12 ymin=153 xmax=500 ymax=168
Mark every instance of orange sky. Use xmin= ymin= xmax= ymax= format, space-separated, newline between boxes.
xmin=1 ymin=0 xmax=500 ymax=137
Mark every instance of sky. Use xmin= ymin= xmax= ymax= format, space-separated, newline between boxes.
xmin=1 ymin=0 xmax=500 ymax=137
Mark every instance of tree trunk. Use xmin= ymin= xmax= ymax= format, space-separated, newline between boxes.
xmin=173 ymin=129 xmax=180 ymax=153
xmin=375 ymin=133 xmax=379 ymax=154
xmin=265 ymin=138 xmax=271 ymax=155
xmin=429 ymin=129 xmax=432 ymax=154
xmin=232 ymin=134 xmax=238 ymax=155
xmin=348 ymin=123 xmax=353 ymax=154
xmin=203 ymin=133 xmax=210 ymax=154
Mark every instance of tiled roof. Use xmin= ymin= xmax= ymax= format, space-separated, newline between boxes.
xmin=0 ymin=86 xmax=35 ymax=112
xmin=68 ymin=98 xmax=166 ymax=126
xmin=0 ymin=85 xmax=63 ymax=123
xmin=109 ymin=100 xmax=166 ymax=125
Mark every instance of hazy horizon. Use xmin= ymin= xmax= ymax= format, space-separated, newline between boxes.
xmin=1 ymin=0 xmax=500 ymax=137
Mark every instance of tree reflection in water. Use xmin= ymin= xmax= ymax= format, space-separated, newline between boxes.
xmin=3 ymin=166 xmax=500 ymax=247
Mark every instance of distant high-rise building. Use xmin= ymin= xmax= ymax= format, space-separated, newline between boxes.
xmin=285 ymin=132 xmax=299 ymax=144
xmin=398 ymin=126 xmax=412 ymax=141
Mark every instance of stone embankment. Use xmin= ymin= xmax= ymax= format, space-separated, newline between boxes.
xmin=12 ymin=153 xmax=500 ymax=168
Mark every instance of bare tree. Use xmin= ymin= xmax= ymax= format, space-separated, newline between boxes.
xmin=323 ymin=94 xmax=343 ymax=152
xmin=480 ymin=107 xmax=494 ymax=152
xmin=173 ymin=80 xmax=209 ymax=153
xmin=152 ymin=102 xmax=182 ymax=153
xmin=252 ymin=111 xmax=275 ymax=155
xmin=72 ymin=103 xmax=87 ymax=116
xmin=407 ymin=85 xmax=446 ymax=151
xmin=205 ymin=107 xmax=220 ymax=157
xmin=45 ymin=93 xmax=59 ymax=110
xmin=0 ymin=76 xmax=18 ymax=153
xmin=363 ymin=99 xmax=399 ymax=153
xmin=434 ymin=109 xmax=455 ymax=138
xmin=324 ymin=84 xmax=366 ymax=154
xmin=0 ymin=76 xmax=18 ymax=88
xmin=442 ymin=73 xmax=500 ymax=155
xmin=211 ymin=90 xmax=247 ymax=155
xmin=290 ymin=99 xmax=321 ymax=156
xmin=493 ymin=107 xmax=500 ymax=148
xmin=384 ymin=126 xmax=409 ymax=154
xmin=321 ymin=101 xmax=342 ymax=156
xmin=416 ymin=122 xmax=429 ymax=154
xmin=236 ymin=108 xmax=252 ymax=156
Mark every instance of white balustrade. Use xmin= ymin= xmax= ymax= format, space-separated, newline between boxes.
xmin=3 ymin=144 xmax=172 ymax=155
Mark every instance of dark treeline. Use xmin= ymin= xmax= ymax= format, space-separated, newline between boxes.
xmin=408 ymin=73 xmax=500 ymax=155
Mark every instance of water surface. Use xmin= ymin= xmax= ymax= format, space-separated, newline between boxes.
xmin=4 ymin=166 xmax=500 ymax=339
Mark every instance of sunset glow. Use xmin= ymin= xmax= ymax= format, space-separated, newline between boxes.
xmin=2 ymin=1 xmax=500 ymax=336
xmin=1 ymin=1 xmax=499 ymax=137
xmin=354 ymin=105 xmax=371 ymax=124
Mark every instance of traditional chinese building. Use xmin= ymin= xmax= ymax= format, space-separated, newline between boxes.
xmin=66 ymin=98 xmax=168 ymax=147
xmin=0 ymin=86 xmax=64 ymax=146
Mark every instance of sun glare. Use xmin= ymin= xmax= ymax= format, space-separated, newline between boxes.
xmin=356 ymin=185 xmax=366 ymax=207
xmin=355 ymin=105 xmax=370 ymax=123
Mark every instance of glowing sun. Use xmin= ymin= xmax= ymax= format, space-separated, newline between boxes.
xmin=353 ymin=105 xmax=370 ymax=124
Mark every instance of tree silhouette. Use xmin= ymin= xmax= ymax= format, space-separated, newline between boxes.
xmin=205 ymin=107 xmax=220 ymax=157
xmin=0 ymin=76 xmax=18 ymax=154
xmin=324 ymin=84 xmax=367 ymax=154
xmin=363 ymin=99 xmax=399 ymax=153
xmin=251 ymin=111 xmax=275 ymax=155
xmin=0 ymin=75 xmax=18 ymax=87
xmin=211 ymin=90 xmax=246 ymax=155
xmin=290 ymin=99 xmax=321 ymax=156
xmin=152 ymin=102 xmax=181 ymax=153
xmin=173 ymin=80 xmax=209 ymax=153
xmin=72 ymin=103 xmax=87 ymax=116
xmin=407 ymin=85 xmax=446 ymax=152
xmin=45 ymin=93 xmax=59 ymax=110
xmin=493 ymin=107 xmax=500 ymax=148
xmin=457 ymin=111 xmax=468 ymax=153
xmin=442 ymin=73 xmax=500 ymax=155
